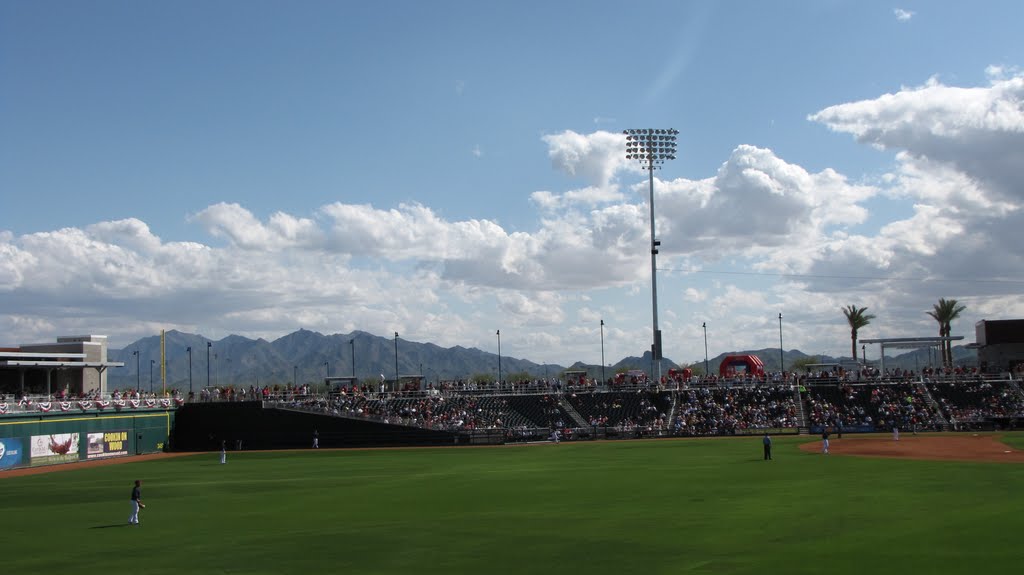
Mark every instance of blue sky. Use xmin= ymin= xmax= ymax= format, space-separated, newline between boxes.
xmin=2 ymin=1 xmax=1023 ymax=367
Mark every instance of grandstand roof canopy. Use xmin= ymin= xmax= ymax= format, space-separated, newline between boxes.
xmin=859 ymin=336 xmax=967 ymax=372
xmin=0 ymin=351 xmax=124 ymax=369
xmin=859 ymin=336 xmax=963 ymax=349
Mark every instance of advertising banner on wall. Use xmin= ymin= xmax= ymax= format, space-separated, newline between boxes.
xmin=0 ymin=438 xmax=25 ymax=469
xmin=30 ymin=433 xmax=80 ymax=466
xmin=87 ymin=431 xmax=129 ymax=459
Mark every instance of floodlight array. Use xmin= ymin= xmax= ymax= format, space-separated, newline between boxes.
xmin=624 ymin=128 xmax=678 ymax=168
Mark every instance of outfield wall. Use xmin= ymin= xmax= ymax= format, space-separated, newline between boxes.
xmin=0 ymin=410 xmax=174 ymax=471
xmin=172 ymin=402 xmax=459 ymax=451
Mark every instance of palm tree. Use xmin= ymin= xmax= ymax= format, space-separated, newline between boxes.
xmin=842 ymin=305 xmax=876 ymax=361
xmin=927 ymin=298 xmax=967 ymax=367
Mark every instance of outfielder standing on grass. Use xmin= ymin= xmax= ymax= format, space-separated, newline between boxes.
xmin=128 ymin=479 xmax=144 ymax=525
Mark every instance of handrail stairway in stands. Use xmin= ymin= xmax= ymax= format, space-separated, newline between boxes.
xmin=794 ymin=386 xmax=810 ymax=435
xmin=558 ymin=396 xmax=589 ymax=428
xmin=918 ymin=382 xmax=951 ymax=431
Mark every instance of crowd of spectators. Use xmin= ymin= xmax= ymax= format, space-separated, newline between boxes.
xmin=565 ymin=390 xmax=670 ymax=428
xmin=808 ymin=383 xmax=944 ymax=431
xmin=929 ymin=380 xmax=1024 ymax=425
xmin=198 ymin=383 xmax=313 ymax=402
xmin=274 ymin=392 xmax=568 ymax=431
xmin=9 ymin=368 xmax=1024 ymax=439
xmin=673 ymin=385 xmax=799 ymax=436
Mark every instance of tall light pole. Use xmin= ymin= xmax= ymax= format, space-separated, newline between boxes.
xmin=862 ymin=344 xmax=866 ymax=366
xmin=350 ymin=338 xmax=356 ymax=378
xmin=133 ymin=350 xmax=140 ymax=392
xmin=186 ymin=346 xmax=193 ymax=396
xmin=778 ymin=313 xmax=784 ymax=376
xmin=600 ymin=320 xmax=606 ymax=385
xmin=625 ymin=128 xmax=677 ymax=384
xmin=496 ymin=330 xmax=502 ymax=386
xmin=393 ymin=332 xmax=399 ymax=391
xmin=702 ymin=322 xmax=709 ymax=376
xmin=149 ymin=359 xmax=155 ymax=395
xmin=206 ymin=342 xmax=212 ymax=389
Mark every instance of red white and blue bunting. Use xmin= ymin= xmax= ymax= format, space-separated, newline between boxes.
xmin=1 ymin=398 xmax=183 ymax=413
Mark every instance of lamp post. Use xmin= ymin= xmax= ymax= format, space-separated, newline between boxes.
xmin=778 ymin=313 xmax=784 ymax=376
xmin=206 ymin=342 xmax=212 ymax=389
xmin=133 ymin=350 xmax=140 ymax=392
xmin=350 ymin=338 xmax=356 ymax=378
xmin=149 ymin=359 xmax=155 ymax=395
xmin=394 ymin=332 xmax=399 ymax=391
xmin=624 ymin=128 xmax=677 ymax=384
xmin=600 ymin=320 xmax=606 ymax=385
xmin=496 ymin=330 xmax=502 ymax=387
xmin=186 ymin=346 xmax=193 ymax=396
xmin=702 ymin=322 xmax=709 ymax=376
xmin=862 ymin=344 xmax=867 ymax=366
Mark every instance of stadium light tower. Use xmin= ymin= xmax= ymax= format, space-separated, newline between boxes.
xmin=496 ymin=330 xmax=501 ymax=387
xmin=133 ymin=350 xmax=140 ymax=392
xmin=350 ymin=338 xmax=356 ymax=378
xmin=206 ymin=342 xmax=212 ymax=389
xmin=186 ymin=346 xmax=193 ymax=396
xmin=778 ymin=313 xmax=785 ymax=375
xmin=702 ymin=322 xmax=709 ymax=376
xmin=624 ymin=128 xmax=678 ymax=384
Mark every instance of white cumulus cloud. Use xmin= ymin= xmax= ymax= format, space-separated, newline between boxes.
xmin=894 ymin=8 xmax=914 ymax=22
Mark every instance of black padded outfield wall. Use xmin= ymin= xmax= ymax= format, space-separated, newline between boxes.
xmin=171 ymin=402 xmax=460 ymax=451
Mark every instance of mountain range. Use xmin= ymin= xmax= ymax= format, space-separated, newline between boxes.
xmin=105 ymin=329 xmax=977 ymax=392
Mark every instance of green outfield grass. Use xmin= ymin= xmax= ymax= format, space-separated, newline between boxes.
xmin=4 ymin=434 xmax=1024 ymax=575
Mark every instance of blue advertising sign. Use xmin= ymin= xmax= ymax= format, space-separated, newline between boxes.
xmin=0 ymin=437 xmax=25 ymax=469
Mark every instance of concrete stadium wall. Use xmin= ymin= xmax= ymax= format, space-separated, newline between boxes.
xmin=0 ymin=410 xmax=174 ymax=472
xmin=172 ymin=402 xmax=459 ymax=451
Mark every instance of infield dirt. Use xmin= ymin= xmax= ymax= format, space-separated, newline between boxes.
xmin=797 ymin=433 xmax=1024 ymax=463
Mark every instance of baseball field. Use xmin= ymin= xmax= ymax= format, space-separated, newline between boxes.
xmin=4 ymin=433 xmax=1024 ymax=574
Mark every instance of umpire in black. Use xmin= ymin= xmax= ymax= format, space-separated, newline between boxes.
xmin=763 ymin=433 xmax=773 ymax=460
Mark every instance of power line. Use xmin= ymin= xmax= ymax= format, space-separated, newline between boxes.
xmin=659 ymin=267 xmax=1024 ymax=286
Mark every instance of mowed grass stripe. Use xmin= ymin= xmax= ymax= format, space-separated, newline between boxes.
xmin=3 ymin=434 xmax=1023 ymax=575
